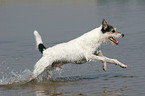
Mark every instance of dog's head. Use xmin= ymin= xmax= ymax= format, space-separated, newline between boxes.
xmin=101 ymin=19 xmax=124 ymax=45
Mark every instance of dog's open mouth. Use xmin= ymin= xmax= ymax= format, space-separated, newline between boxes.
xmin=108 ymin=37 xmax=119 ymax=45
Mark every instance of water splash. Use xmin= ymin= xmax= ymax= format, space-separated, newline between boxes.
xmin=0 ymin=66 xmax=64 ymax=85
xmin=0 ymin=69 xmax=32 ymax=85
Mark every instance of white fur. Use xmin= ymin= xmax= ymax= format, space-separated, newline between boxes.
xmin=32 ymin=25 xmax=127 ymax=79
xmin=34 ymin=30 xmax=43 ymax=47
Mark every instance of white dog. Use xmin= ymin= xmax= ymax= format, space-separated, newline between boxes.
xmin=32 ymin=19 xmax=127 ymax=79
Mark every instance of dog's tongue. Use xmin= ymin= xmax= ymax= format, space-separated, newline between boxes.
xmin=109 ymin=37 xmax=119 ymax=45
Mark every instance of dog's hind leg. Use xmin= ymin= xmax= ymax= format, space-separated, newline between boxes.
xmin=52 ymin=63 xmax=63 ymax=69
xmin=32 ymin=56 xmax=54 ymax=79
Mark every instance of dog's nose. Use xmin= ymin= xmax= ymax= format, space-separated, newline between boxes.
xmin=122 ymin=34 xmax=124 ymax=37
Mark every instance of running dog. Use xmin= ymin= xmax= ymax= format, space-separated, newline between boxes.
xmin=32 ymin=19 xmax=127 ymax=79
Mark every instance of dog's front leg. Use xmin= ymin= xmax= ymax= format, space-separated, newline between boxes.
xmin=94 ymin=50 xmax=107 ymax=71
xmin=105 ymin=57 xmax=127 ymax=68
xmin=86 ymin=54 xmax=106 ymax=63
xmin=96 ymin=50 xmax=127 ymax=68
xmin=86 ymin=54 xmax=127 ymax=69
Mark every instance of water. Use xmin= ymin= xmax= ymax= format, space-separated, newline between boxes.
xmin=0 ymin=0 xmax=145 ymax=95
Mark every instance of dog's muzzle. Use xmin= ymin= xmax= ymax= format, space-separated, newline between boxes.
xmin=109 ymin=33 xmax=124 ymax=45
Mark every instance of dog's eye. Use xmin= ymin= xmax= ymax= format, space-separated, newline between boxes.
xmin=112 ymin=30 xmax=115 ymax=33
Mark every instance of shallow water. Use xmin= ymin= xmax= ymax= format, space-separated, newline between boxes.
xmin=0 ymin=0 xmax=145 ymax=96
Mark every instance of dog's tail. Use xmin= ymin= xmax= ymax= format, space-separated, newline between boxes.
xmin=34 ymin=30 xmax=46 ymax=54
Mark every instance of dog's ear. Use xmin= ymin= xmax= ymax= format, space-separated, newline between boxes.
xmin=102 ymin=19 xmax=108 ymax=30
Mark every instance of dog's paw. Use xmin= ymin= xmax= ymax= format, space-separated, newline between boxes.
xmin=103 ymin=62 xmax=107 ymax=72
xmin=103 ymin=67 xmax=107 ymax=72
xmin=120 ymin=65 xmax=127 ymax=68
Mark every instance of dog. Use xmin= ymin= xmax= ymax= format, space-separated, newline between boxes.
xmin=32 ymin=19 xmax=127 ymax=79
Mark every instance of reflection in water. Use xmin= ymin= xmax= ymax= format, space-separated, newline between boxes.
xmin=31 ymin=82 xmax=128 ymax=96
xmin=32 ymin=82 xmax=64 ymax=96
xmin=0 ymin=81 xmax=128 ymax=96
xmin=31 ymin=73 xmax=130 ymax=96
xmin=0 ymin=81 xmax=64 ymax=96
